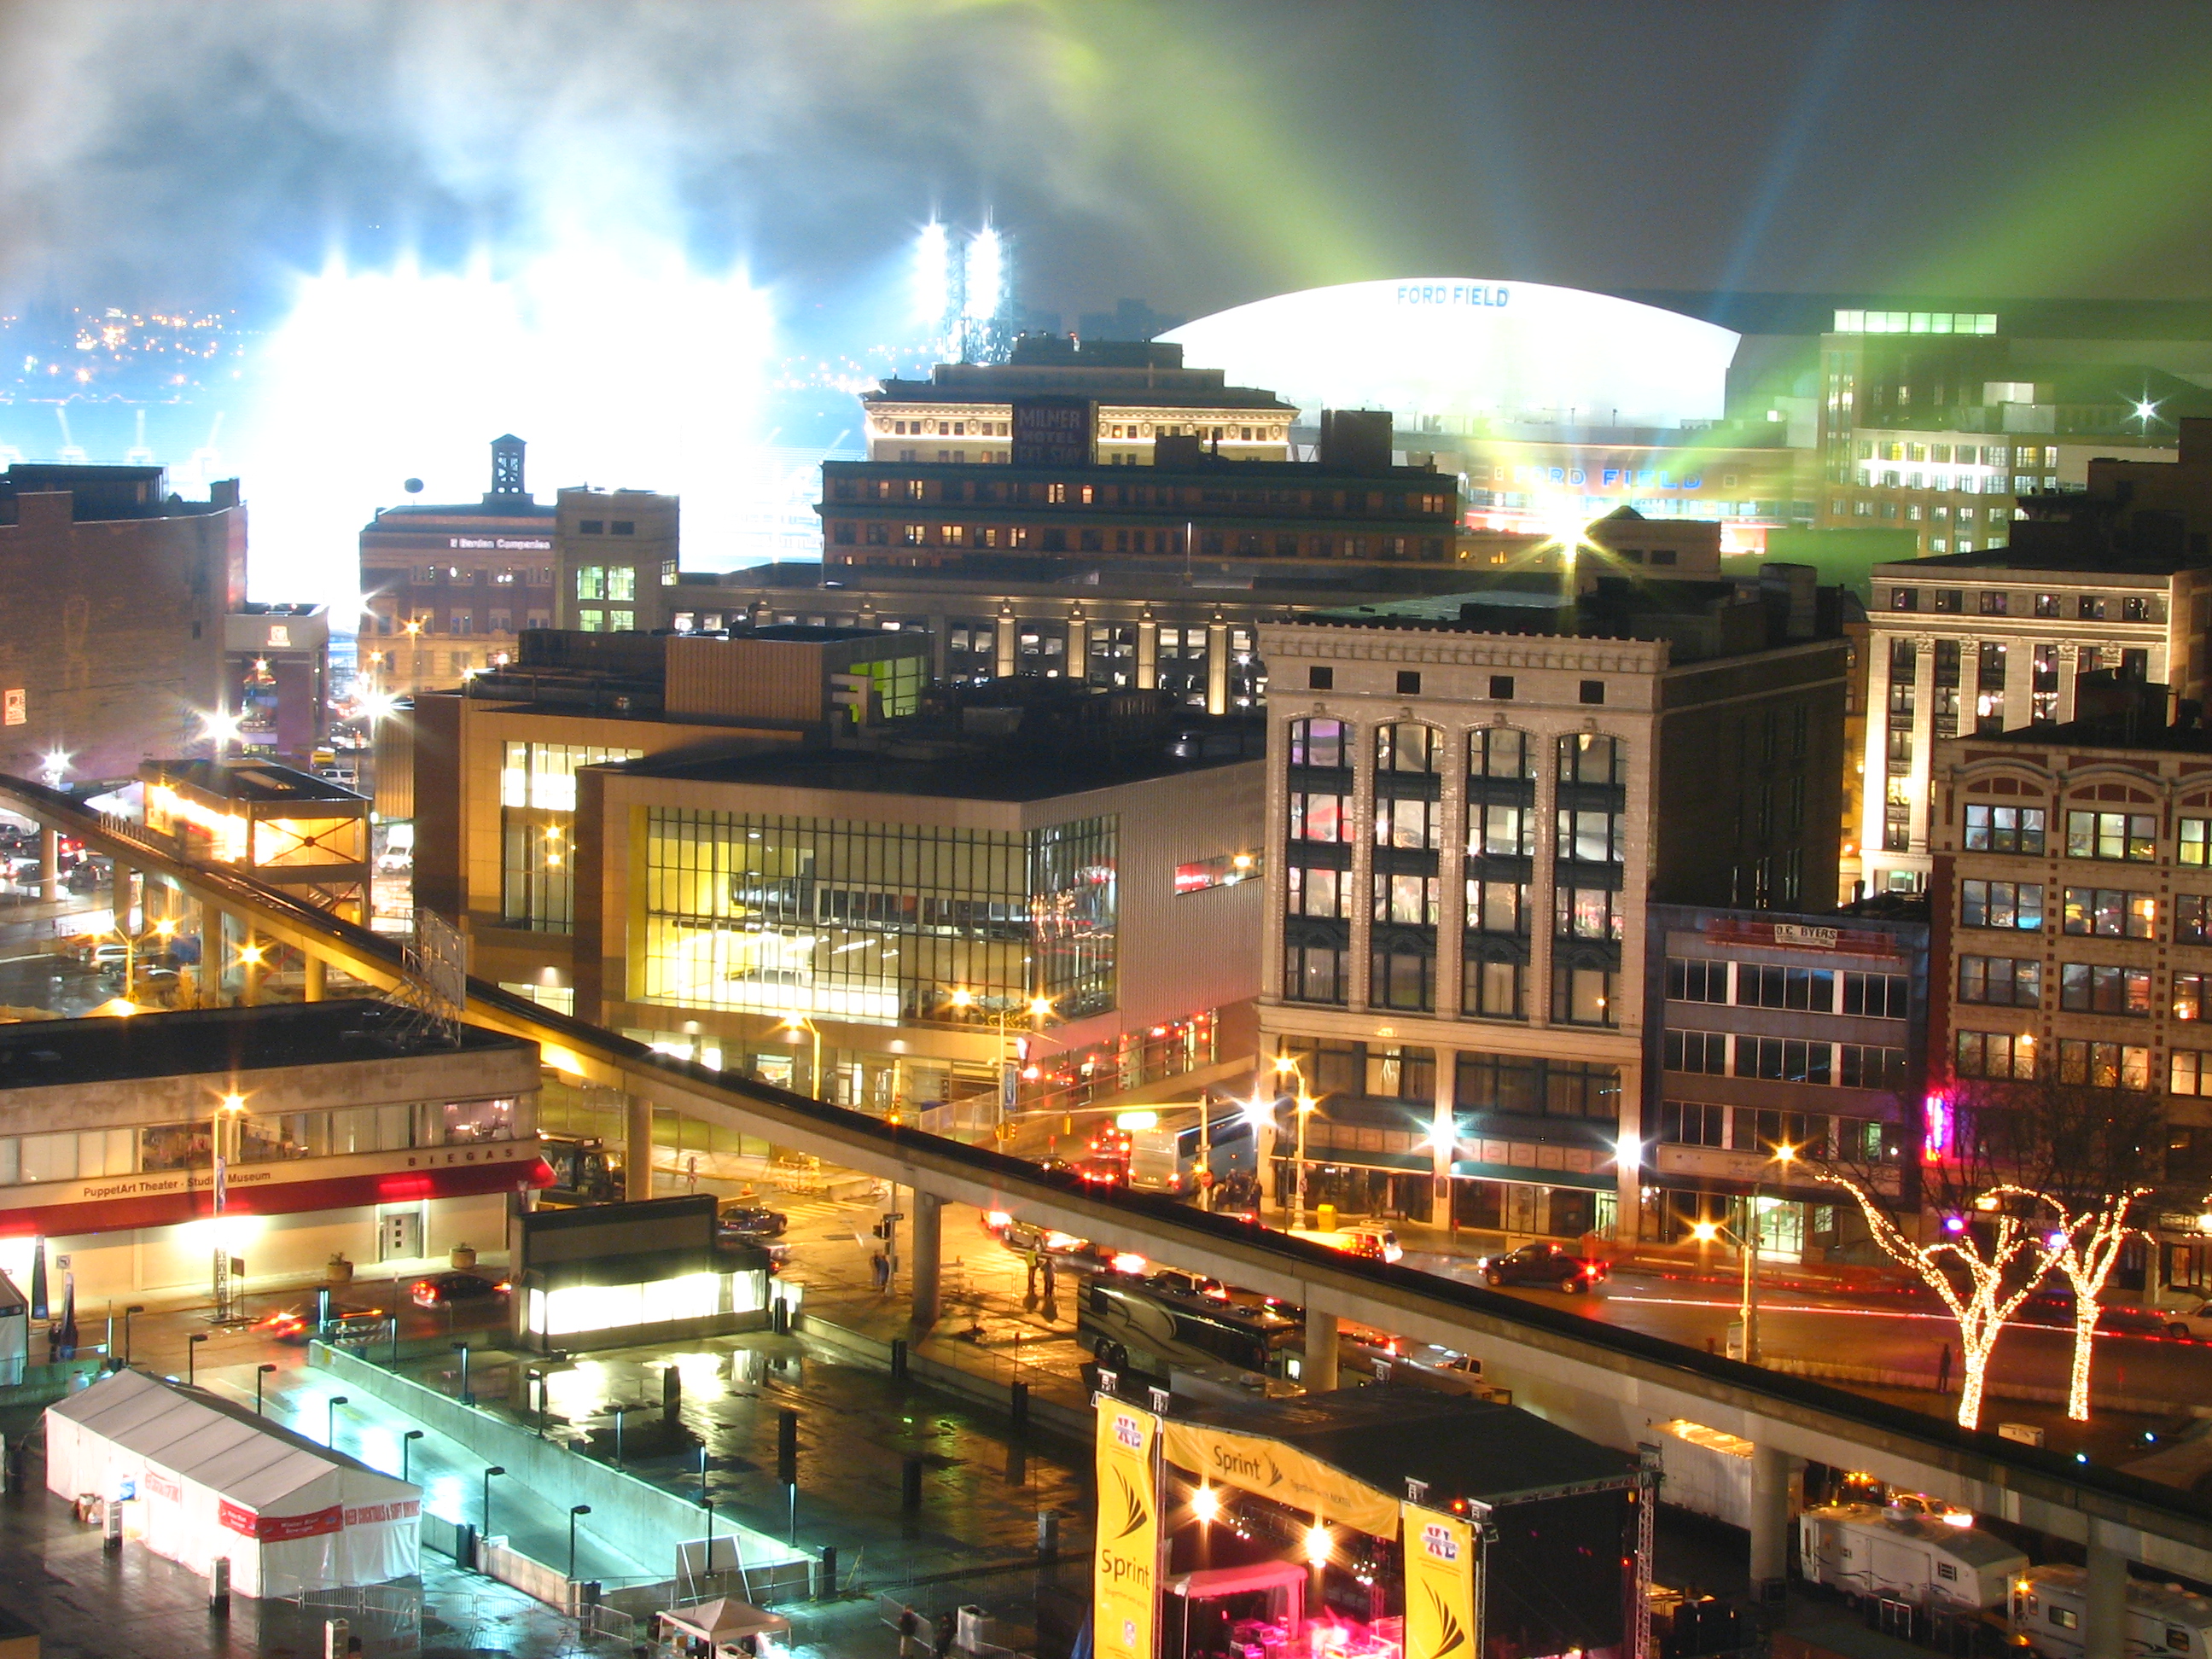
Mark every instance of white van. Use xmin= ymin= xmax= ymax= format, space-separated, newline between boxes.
xmin=1798 ymin=1502 xmax=2027 ymax=1610
xmin=2014 ymin=1564 xmax=2212 ymax=1659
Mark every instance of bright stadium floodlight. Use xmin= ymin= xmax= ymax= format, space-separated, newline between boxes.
xmin=913 ymin=222 xmax=952 ymax=331
xmin=963 ymin=226 xmax=1004 ymax=323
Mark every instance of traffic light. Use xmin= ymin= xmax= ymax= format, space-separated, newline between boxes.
xmin=871 ymin=1220 xmax=890 ymax=1240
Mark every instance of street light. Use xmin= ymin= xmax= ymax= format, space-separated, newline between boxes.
xmin=1688 ymin=1143 xmax=1797 ymax=1365
xmin=121 ymin=1304 xmax=144 ymax=1366
xmin=400 ymin=1429 xmax=424 ymax=1483
xmin=949 ymin=987 xmax=1055 ymax=1136
xmin=254 ymin=1363 xmax=276 ymax=1414
xmin=568 ymin=1504 xmax=591 ymax=1580
xmin=327 ymin=1394 xmax=349 ymax=1447
xmin=482 ymin=1465 xmax=505 ymax=1535
xmin=451 ymin=1341 xmax=474 ymax=1406
xmin=186 ymin=1332 xmax=207 ymax=1386
xmin=778 ymin=1015 xmax=824 ymax=1099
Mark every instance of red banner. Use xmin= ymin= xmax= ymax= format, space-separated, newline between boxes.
xmin=219 ymin=1499 xmax=343 ymax=1541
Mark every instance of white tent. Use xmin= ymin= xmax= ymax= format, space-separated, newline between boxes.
xmin=44 ymin=1368 xmax=419 ymax=1598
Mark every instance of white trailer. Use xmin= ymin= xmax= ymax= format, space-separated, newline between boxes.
xmin=1798 ymin=1502 xmax=2026 ymax=1610
xmin=1650 ymin=1419 xmax=1755 ymax=1526
xmin=2013 ymin=1564 xmax=2212 ymax=1659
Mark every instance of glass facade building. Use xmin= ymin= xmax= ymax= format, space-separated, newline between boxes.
xmin=501 ymin=741 xmax=643 ymax=930
xmin=638 ymin=808 xmax=1117 ymax=1024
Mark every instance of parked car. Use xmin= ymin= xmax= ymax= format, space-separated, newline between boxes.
xmin=409 ymin=1271 xmax=511 ymax=1309
xmin=2158 ymin=1301 xmax=2212 ymax=1339
xmin=1477 ymin=1242 xmax=1609 ymax=1293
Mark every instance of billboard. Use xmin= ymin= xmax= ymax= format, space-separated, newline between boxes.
xmin=1162 ymin=278 xmax=1738 ymax=434
xmin=1093 ymin=1401 xmax=1161 ymax=1659
xmin=1012 ymin=396 xmax=1096 ymax=469
xmin=1404 ymin=1503 xmax=1477 ymax=1659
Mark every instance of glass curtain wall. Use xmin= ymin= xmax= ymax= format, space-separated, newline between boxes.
xmin=501 ymin=742 xmax=643 ymax=929
xmin=640 ymin=809 xmax=1116 ymax=1023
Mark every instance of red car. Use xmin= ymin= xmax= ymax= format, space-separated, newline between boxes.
xmin=410 ymin=1271 xmax=511 ymax=1309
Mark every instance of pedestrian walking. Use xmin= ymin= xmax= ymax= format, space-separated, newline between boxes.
xmin=1936 ymin=1342 xmax=1953 ymax=1395
xmin=870 ymin=1250 xmax=890 ymax=1292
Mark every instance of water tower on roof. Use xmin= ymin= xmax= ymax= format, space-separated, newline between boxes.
xmin=486 ymin=434 xmax=528 ymax=503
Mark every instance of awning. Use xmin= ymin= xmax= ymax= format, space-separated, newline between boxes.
xmin=1168 ymin=1559 xmax=1309 ymax=1598
xmin=659 ymin=1596 xmax=791 ymax=1644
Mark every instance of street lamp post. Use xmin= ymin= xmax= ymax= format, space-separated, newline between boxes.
xmin=452 ymin=1341 xmax=473 ymax=1406
xmin=186 ymin=1331 xmax=207 ymax=1386
xmin=327 ymin=1394 xmax=349 ymax=1447
xmin=400 ymin=1429 xmax=424 ymax=1483
xmin=121 ymin=1304 xmax=144 ymax=1366
xmin=950 ymin=988 xmax=1054 ymax=1138
xmin=568 ymin=1504 xmax=591 ymax=1580
xmin=482 ymin=1465 xmax=505 ymax=1536
xmin=1691 ymin=1144 xmax=1796 ymax=1365
xmin=254 ymin=1363 xmax=276 ymax=1414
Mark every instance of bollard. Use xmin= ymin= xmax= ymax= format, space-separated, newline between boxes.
xmin=771 ymin=1296 xmax=790 ymax=1336
xmin=323 ymin=1617 xmax=349 ymax=1659
xmin=817 ymin=1545 xmax=838 ymax=1601
xmin=889 ymin=1337 xmax=908 ymax=1382
xmin=1010 ymin=1379 xmax=1029 ymax=1429
xmin=900 ymin=1457 xmax=923 ymax=1512
xmin=1037 ymin=1508 xmax=1060 ymax=1560
xmin=663 ymin=1364 xmax=682 ymax=1413
xmin=209 ymin=1554 xmax=231 ymax=1615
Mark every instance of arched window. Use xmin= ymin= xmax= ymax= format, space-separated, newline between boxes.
xmin=1470 ymin=727 xmax=1535 ymax=781
xmin=1377 ymin=722 xmax=1443 ymax=775
xmin=1288 ymin=718 xmax=1351 ymax=770
xmin=1558 ymin=732 xmax=1629 ymax=786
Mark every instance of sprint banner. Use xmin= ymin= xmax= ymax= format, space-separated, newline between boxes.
xmin=1403 ymin=1503 xmax=1477 ymax=1659
xmin=1094 ymin=1402 xmax=1161 ymax=1659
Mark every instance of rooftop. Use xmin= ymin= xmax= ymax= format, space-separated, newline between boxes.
xmin=148 ymin=758 xmax=364 ymax=805
xmin=1166 ymin=1388 xmax=1637 ymax=1505
xmin=609 ymin=709 xmax=1263 ymax=802
xmin=0 ymin=999 xmax=528 ymax=1091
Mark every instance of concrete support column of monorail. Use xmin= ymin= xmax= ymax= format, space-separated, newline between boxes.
xmin=1303 ymin=1308 xmax=1340 ymax=1392
xmin=2085 ymin=1521 xmax=2130 ymax=1659
xmin=1748 ymin=1443 xmax=1792 ymax=1598
xmin=109 ymin=860 xmax=132 ymax=936
xmin=302 ymin=954 xmax=326 ymax=1003
xmin=910 ymin=1191 xmax=943 ymax=1336
xmin=624 ymin=1094 xmax=655 ymax=1201
xmin=38 ymin=828 xmax=58 ymax=904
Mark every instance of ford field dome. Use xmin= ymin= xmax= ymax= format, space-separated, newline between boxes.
xmin=1160 ymin=278 xmax=1739 ymax=433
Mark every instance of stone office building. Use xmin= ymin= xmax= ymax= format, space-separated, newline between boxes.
xmin=1253 ymin=573 xmax=1849 ymax=1242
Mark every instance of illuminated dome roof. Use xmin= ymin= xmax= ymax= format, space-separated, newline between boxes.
xmin=1161 ymin=279 xmax=1738 ymax=433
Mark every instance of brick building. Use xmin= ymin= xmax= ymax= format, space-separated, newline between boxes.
xmin=0 ymin=464 xmax=244 ymax=784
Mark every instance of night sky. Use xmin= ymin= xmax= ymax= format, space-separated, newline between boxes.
xmin=3 ymin=0 xmax=2211 ymax=324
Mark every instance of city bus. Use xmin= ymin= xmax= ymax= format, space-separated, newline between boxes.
xmin=1079 ymin=1273 xmax=1304 ymax=1393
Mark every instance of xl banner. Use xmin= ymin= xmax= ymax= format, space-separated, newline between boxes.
xmin=1095 ymin=1403 xmax=1161 ymax=1659
xmin=1403 ymin=1503 xmax=1477 ymax=1659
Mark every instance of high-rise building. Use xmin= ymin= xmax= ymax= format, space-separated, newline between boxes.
xmin=1858 ymin=419 xmax=2212 ymax=894
xmin=358 ymin=436 xmax=555 ymax=698
xmin=1927 ymin=677 xmax=2212 ymax=1300
xmin=1251 ymin=572 xmax=1849 ymax=1243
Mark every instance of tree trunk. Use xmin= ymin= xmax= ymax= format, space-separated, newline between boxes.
xmin=2067 ymin=1300 xmax=2098 ymax=1421
xmin=1957 ymin=1327 xmax=2000 ymax=1429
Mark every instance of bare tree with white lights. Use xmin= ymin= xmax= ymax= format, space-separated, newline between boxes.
xmin=1813 ymin=1097 xmax=2063 ymax=1431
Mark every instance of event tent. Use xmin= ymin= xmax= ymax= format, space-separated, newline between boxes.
xmin=657 ymin=1596 xmax=792 ymax=1652
xmin=45 ymin=1368 xmax=419 ymax=1598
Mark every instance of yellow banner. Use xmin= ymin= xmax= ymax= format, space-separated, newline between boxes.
xmin=1160 ymin=1421 xmax=1401 ymax=1537
xmin=1403 ymin=1504 xmax=1477 ymax=1659
xmin=1095 ymin=1402 xmax=1161 ymax=1659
